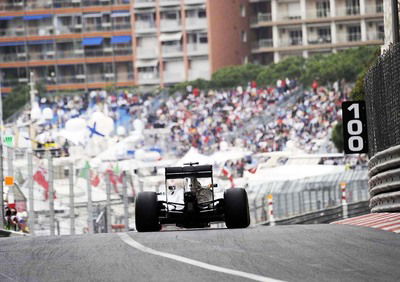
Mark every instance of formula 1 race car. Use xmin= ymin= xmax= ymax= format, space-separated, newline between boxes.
xmin=135 ymin=162 xmax=250 ymax=232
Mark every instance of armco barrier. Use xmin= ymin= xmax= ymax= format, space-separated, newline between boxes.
xmin=368 ymin=145 xmax=400 ymax=212
xmin=260 ymin=200 xmax=370 ymax=226
xmin=0 ymin=229 xmax=28 ymax=237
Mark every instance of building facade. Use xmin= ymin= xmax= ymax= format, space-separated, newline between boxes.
xmin=0 ymin=0 xmax=250 ymax=93
xmin=250 ymin=0 xmax=384 ymax=64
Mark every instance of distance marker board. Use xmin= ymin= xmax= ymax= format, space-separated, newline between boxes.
xmin=342 ymin=101 xmax=368 ymax=154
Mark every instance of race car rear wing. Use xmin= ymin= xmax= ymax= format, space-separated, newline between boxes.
xmin=165 ymin=165 xmax=212 ymax=179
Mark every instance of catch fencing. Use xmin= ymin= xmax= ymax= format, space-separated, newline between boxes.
xmin=249 ymin=168 xmax=369 ymax=223
xmin=3 ymin=146 xmax=135 ymax=236
xmin=364 ymin=43 xmax=400 ymax=212
xmin=364 ymin=43 xmax=400 ymax=157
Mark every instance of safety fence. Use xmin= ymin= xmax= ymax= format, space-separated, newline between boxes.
xmin=364 ymin=43 xmax=400 ymax=212
xmin=364 ymin=43 xmax=400 ymax=157
xmin=2 ymin=146 xmax=137 ymax=236
xmin=248 ymin=168 xmax=369 ymax=223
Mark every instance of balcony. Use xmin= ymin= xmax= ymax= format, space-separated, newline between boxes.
xmin=87 ymin=73 xmax=115 ymax=83
xmin=366 ymin=31 xmax=384 ymax=41
xmin=160 ymin=20 xmax=181 ymax=31
xmin=278 ymin=37 xmax=303 ymax=47
xmin=184 ymin=0 xmax=205 ymax=4
xmin=336 ymin=32 xmax=361 ymax=43
xmin=159 ymin=0 xmax=181 ymax=6
xmin=136 ymin=47 xmax=158 ymax=59
xmin=188 ymin=69 xmax=209 ymax=81
xmin=365 ymin=4 xmax=384 ymax=14
xmin=187 ymin=43 xmax=208 ymax=55
xmin=135 ymin=0 xmax=155 ymax=8
xmin=307 ymin=36 xmax=331 ymax=45
xmin=0 ymin=53 xmax=28 ymax=62
xmin=162 ymin=44 xmax=183 ymax=57
xmin=135 ymin=21 xmax=157 ymax=33
xmin=164 ymin=71 xmax=184 ymax=83
xmin=252 ymin=38 xmax=273 ymax=50
xmin=186 ymin=17 xmax=207 ymax=30
xmin=137 ymin=72 xmax=160 ymax=84
xmin=251 ymin=13 xmax=272 ymax=25
xmin=276 ymin=13 xmax=301 ymax=21
xmin=336 ymin=6 xmax=360 ymax=17
xmin=0 ymin=26 xmax=54 ymax=37
xmin=306 ymin=9 xmax=331 ymax=19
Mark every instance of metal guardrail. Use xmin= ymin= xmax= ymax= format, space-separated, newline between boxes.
xmin=0 ymin=229 xmax=28 ymax=237
xmin=368 ymin=145 xmax=400 ymax=212
xmin=259 ymin=201 xmax=370 ymax=226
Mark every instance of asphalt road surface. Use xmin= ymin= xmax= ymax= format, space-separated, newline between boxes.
xmin=1 ymin=224 xmax=399 ymax=282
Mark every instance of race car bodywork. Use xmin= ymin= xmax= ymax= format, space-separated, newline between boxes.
xmin=135 ymin=163 xmax=250 ymax=232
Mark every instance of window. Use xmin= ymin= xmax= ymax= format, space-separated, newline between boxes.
xmin=241 ymin=31 xmax=247 ymax=43
xmin=317 ymin=27 xmax=331 ymax=43
xmin=240 ymin=4 xmax=246 ymax=17
xmin=289 ymin=30 xmax=302 ymax=45
xmin=347 ymin=25 xmax=361 ymax=41
xmin=316 ymin=0 xmax=330 ymax=17
xmin=199 ymin=34 xmax=208 ymax=44
xmin=346 ymin=0 xmax=360 ymax=15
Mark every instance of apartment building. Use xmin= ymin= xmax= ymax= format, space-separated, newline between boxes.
xmin=0 ymin=0 xmax=250 ymax=93
xmin=250 ymin=0 xmax=384 ymax=64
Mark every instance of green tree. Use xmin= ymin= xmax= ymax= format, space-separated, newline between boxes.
xmin=212 ymin=64 xmax=263 ymax=88
xmin=332 ymin=122 xmax=344 ymax=153
xmin=3 ymin=82 xmax=46 ymax=121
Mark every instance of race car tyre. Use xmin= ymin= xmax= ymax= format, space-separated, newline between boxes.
xmin=224 ymin=188 xmax=250 ymax=229
xmin=135 ymin=192 xmax=161 ymax=232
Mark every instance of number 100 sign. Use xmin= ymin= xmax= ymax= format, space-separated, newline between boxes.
xmin=342 ymin=101 xmax=368 ymax=154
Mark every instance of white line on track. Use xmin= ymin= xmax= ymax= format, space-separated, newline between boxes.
xmin=0 ymin=272 xmax=15 ymax=281
xmin=118 ymin=233 xmax=284 ymax=282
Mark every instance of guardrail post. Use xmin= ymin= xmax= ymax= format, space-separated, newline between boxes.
xmin=340 ymin=182 xmax=348 ymax=219
xmin=86 ymin=166 xmax=94 ymax=234
xmin=105 ymin=172 xmax=112 ymax=233
xmin=47 ymin=151 xmax=55 ymax=236
xmin=267 ymin=194 xmax=275 ymax=226
xmin=69 ymin=162 xmax=75 ymax=235
xmin=122 ymin=171 xmax=129 ymax=232
xmin=27 ymin=150 xmax=35 ymax=235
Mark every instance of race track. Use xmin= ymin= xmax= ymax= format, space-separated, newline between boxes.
xmin=1 ymin=224 xmax=399 ymax=282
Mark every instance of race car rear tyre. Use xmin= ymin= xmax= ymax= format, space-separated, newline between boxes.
xmin=135 ymin=192 xmax=161 ymax=232
xmin=224 ymin=188 xmax=250 ymax=229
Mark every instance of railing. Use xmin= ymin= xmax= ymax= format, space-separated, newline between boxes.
xmin=164 ymin=72 xmax=184 ymax=83
xmin=137 ymin=72 xmax=160 ymax=84
xmin=278 ymin=37 xmax=303 ymax=47
xmin=160 ymin=20 xmax=181 ymax=31
xmin=276 ymin=13 xmax=301 ymax=21
xmin=365 ymin=4 xmax=384 ymax=14
xmin=336 ymin=6 xmax=360 ymax=17
xmin=0 ymin=0 xmax=130 ymax=10
xmin=366 ymin=31 xmax=384 ymax=41
xmin=136 ymin=47 xmax=158 ymax=58
xmin=135 ymin=0 xmax=155 ymax=7
xmin=0 ymin=22 xmax=131 ymax=38
xmin=187 ymin=43 xmax=208 ymax=54
xmin=159 ymin=0 xmax=180 ymax=5
xmin=162 ymin=45 xmax=183 ymax=55
xmin=249 ymin=168 xmax=369 ymax=224
xmin=186 ymin=18 xmax=207 ymax=29
xmin=306 ymin=9 xmax=331 ymax=19
xmin=307 ymin=36 xmax=331 ymax=45
xmin=252 ymin=38 xmax=273 ymax=49
xmin=250 ymin=13 xmax=272 ymax=25
xmin=135 ymin=21 xmax=157 ymax=32
xmin=188 ymin=70 xmax=209 ymax=81
xmin=336 ymin=32 xmax=361 ymax=42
